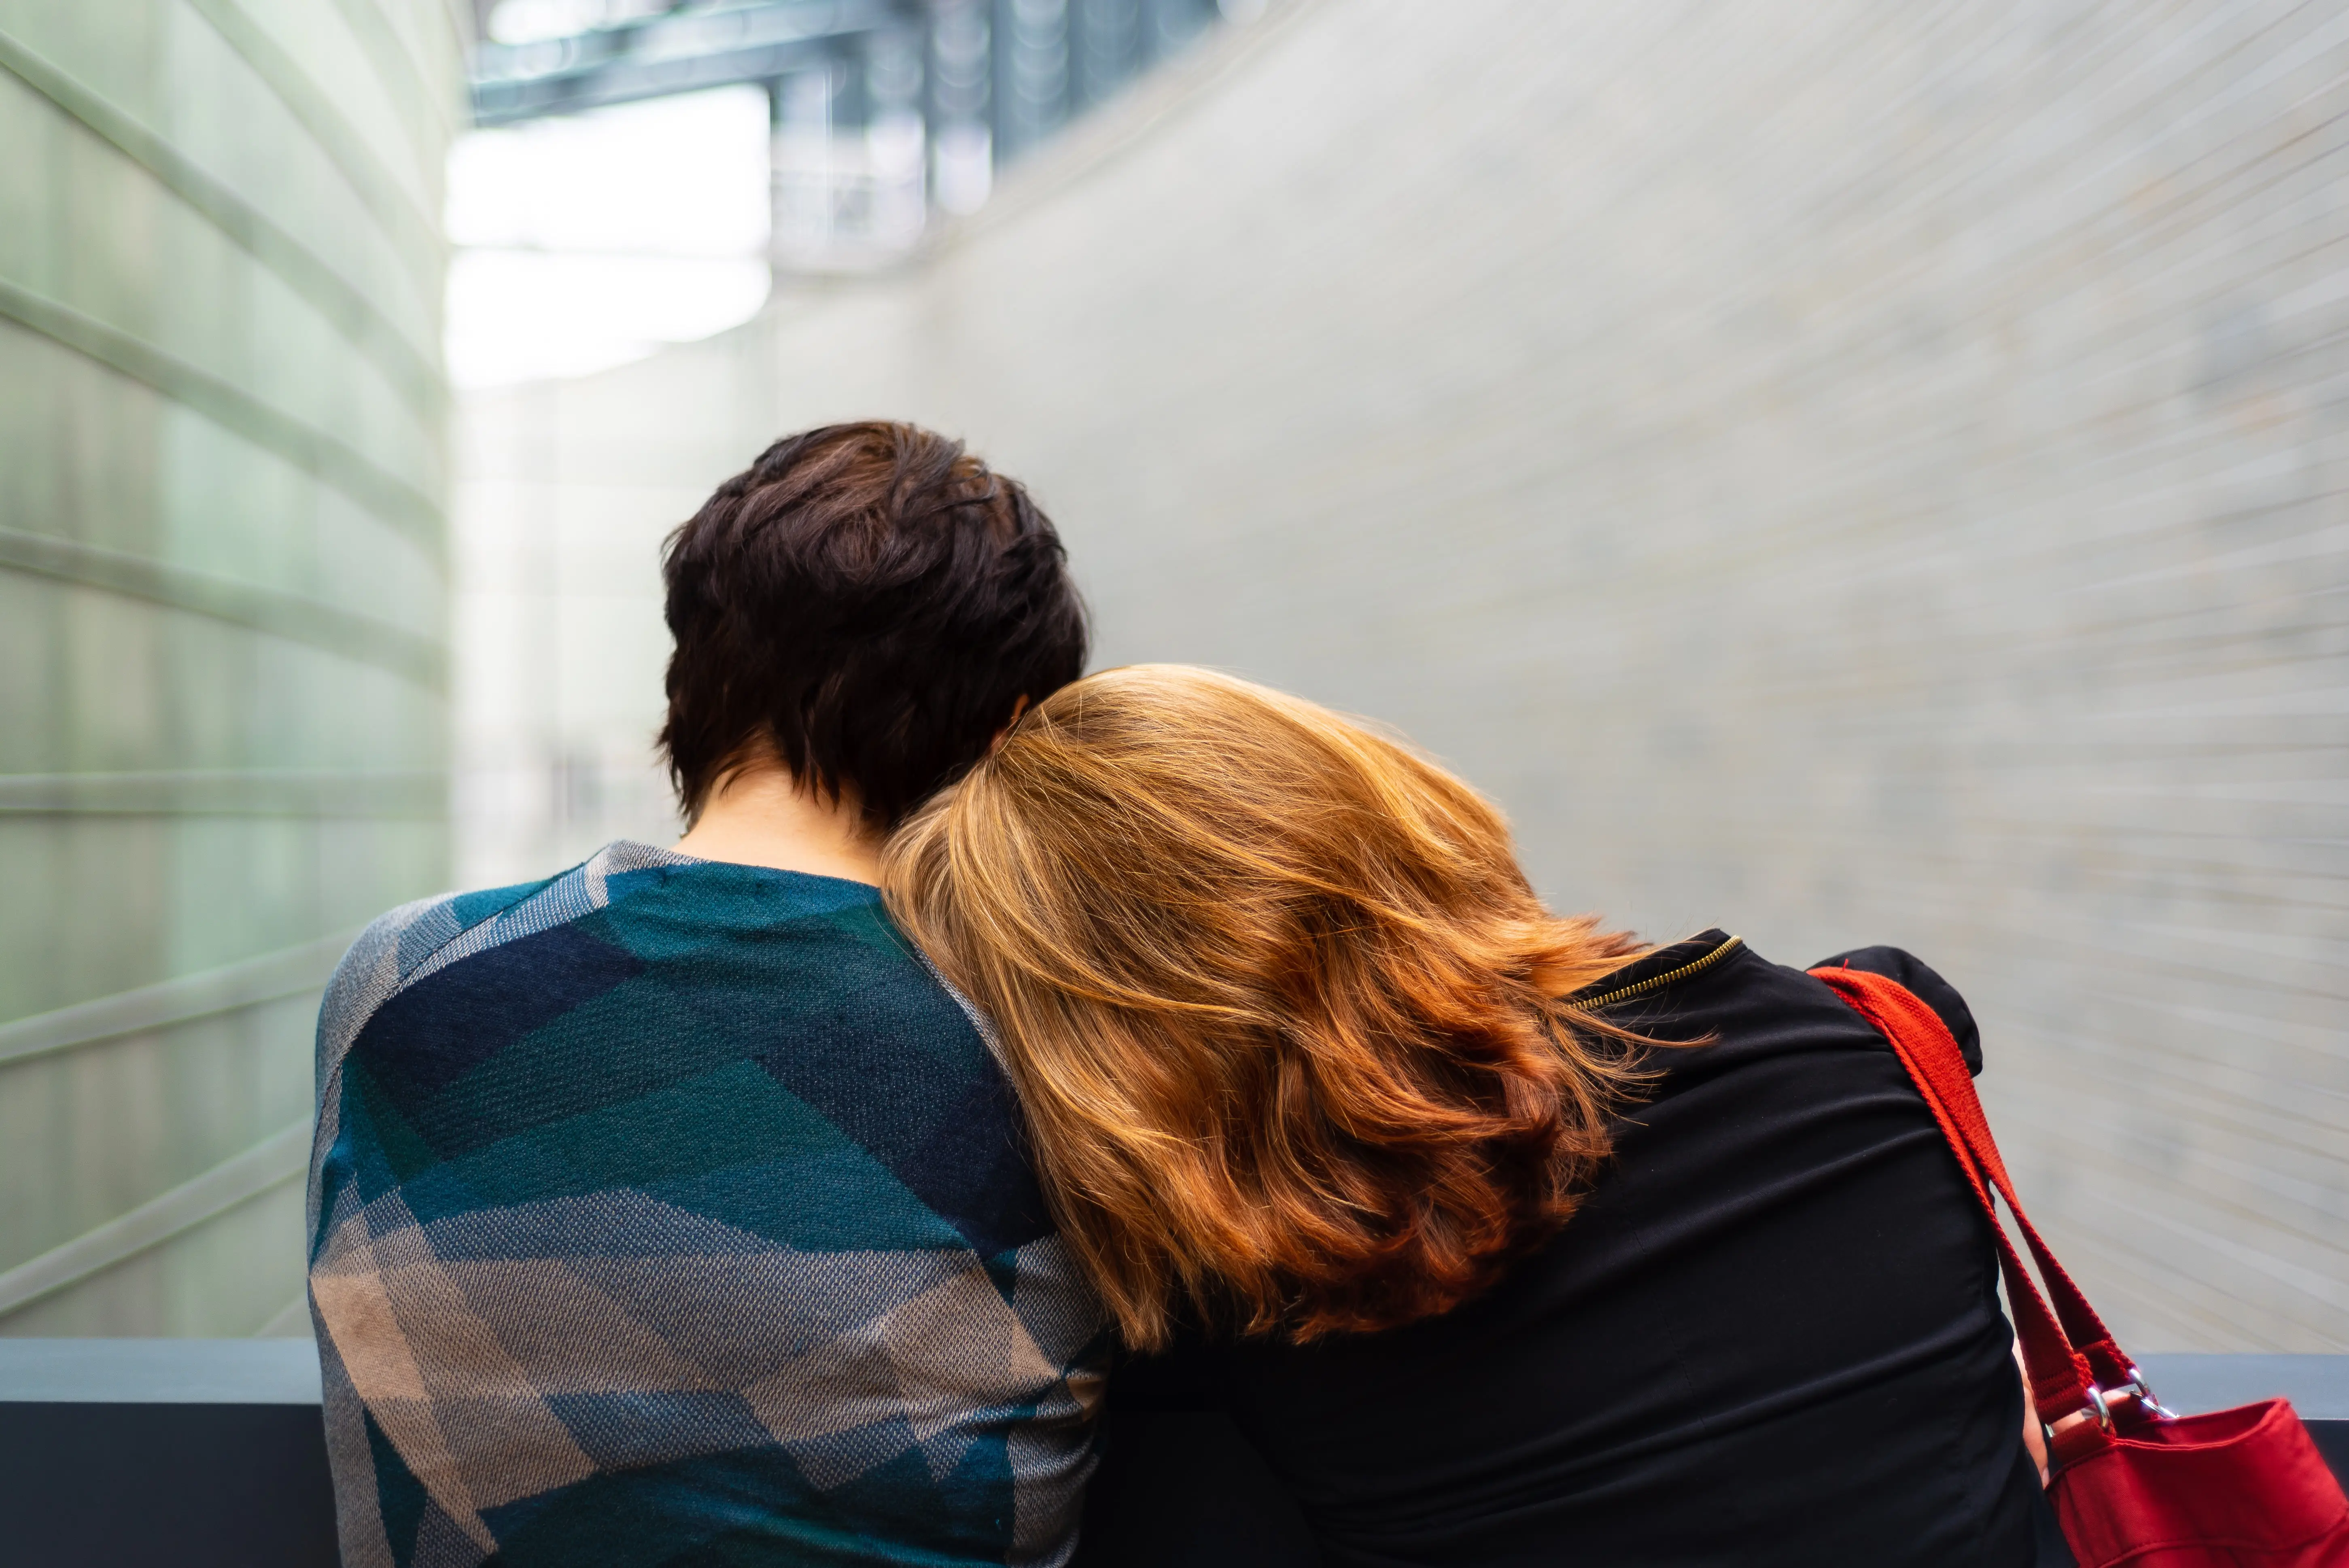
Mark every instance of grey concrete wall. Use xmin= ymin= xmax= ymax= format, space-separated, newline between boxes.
xmin=457 ymin=0 xmax=2349 ymax=1349
xmin=0 ymin=0 xmax=463 ymax=1334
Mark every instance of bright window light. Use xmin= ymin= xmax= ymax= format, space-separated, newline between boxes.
xmin=444 ymin=85 xmax=773 ymax=388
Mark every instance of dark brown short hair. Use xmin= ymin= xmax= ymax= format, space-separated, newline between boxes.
xmin=659 ymin=422 xmax=1088 ymax=828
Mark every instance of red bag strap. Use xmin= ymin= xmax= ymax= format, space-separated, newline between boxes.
xmin=1808 ymin=965 xmax=2139 ymax=1442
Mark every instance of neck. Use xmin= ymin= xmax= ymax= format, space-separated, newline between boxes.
xmin=673 ymin=762 xmax=884 ymax=885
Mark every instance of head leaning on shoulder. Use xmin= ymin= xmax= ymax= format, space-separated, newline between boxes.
xmin=880 ymin=664 xmax=1650 ymax=1352
xmin=660 ymin=420 xmax=1089 ymax=839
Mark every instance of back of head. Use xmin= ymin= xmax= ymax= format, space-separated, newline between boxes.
xmin=660 ymin=421 xmax=1089 ymax=829
xmin=883 ymin=665 xmax=1647 ymax=1350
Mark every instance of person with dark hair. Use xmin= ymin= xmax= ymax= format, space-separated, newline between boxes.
xmin=660 ymin=421 xmax=1090 ymax=837
xmin=306 ymin=422 xmax=1101 ymax=1568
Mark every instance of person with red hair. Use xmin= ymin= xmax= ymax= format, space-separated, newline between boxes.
xmin=885 ymin=663 xmax=2053 ymax=1566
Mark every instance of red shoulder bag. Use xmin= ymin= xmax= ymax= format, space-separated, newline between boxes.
xmin=1810 ymin=964 xmax=2349 ymax=1568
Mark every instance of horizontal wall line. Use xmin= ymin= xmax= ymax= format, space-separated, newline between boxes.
xmin=0 ymin=25 xmax=445 ymax=419
xmin=183 ymin=0 xmax=446 ymax=288
xmin=0 ymin=1120 xmax=311 ymax=1319
xmin=0 ymin=526 xmax=448 ymax=690
xmin=0 ymin=26 xmax=444 ymax=418
xmin=0 ymin=769 xmax=446 ymax=818
xmin=328 ymin=0 xmax=465 ymax=158
xmin=0 ymin=929 xmax=356 ymax=1070
xmin=0 ymin=279 xmax=445 ymax=560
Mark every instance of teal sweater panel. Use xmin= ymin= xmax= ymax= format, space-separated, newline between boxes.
xmin=307 ymin=842 xmax=1103 ymax=1568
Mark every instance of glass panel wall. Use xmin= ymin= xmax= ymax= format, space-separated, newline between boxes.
xmin=0 ymin=0 xmax=462 ymax=1335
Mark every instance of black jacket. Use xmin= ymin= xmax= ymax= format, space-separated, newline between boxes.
xmin=1079 ymin=934 xmax=2055 ymax=1567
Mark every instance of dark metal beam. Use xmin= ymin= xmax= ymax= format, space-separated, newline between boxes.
xmin=470 ymin=0 xmax=904 ymax=125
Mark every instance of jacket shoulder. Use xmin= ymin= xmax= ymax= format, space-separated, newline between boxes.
xmin=314 ymin=875 xmax=558 ymax=1088
xmin=1809 ymin=945 xmax=1983 ymax=1074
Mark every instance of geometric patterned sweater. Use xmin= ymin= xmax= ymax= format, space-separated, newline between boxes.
xmin=306 ymin=841 xmax=1104 ymax=1568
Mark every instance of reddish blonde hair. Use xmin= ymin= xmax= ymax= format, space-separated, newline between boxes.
xmin=881 ymin=666 xmax=1648 ymax=1350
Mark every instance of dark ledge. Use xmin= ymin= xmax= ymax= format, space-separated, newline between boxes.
xmin=0 ymin=1341 xmax=2341 ymax=1567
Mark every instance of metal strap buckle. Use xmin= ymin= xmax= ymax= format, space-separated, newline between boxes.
xmin=2081 ymin=1382 xmax=2116 ymax=1431
xmin=2082 ymin=1364 xmax=2177 ymax=1430
xmin=2118 ymin=1364 xmax=2179 ymax=1420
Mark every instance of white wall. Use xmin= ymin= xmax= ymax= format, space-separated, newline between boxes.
xmin=455 ymin=0 xmax=2349 ymax=1350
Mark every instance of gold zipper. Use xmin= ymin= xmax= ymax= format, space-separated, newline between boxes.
xmin=1566 ymin=935 xmax=1744 ymax=1010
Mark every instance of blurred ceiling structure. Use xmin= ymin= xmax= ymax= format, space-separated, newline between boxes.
xmin=470 ymin=0 xmax=897 ymax=127
xmin=467 ymin=0 xmax=1240 ymax=265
